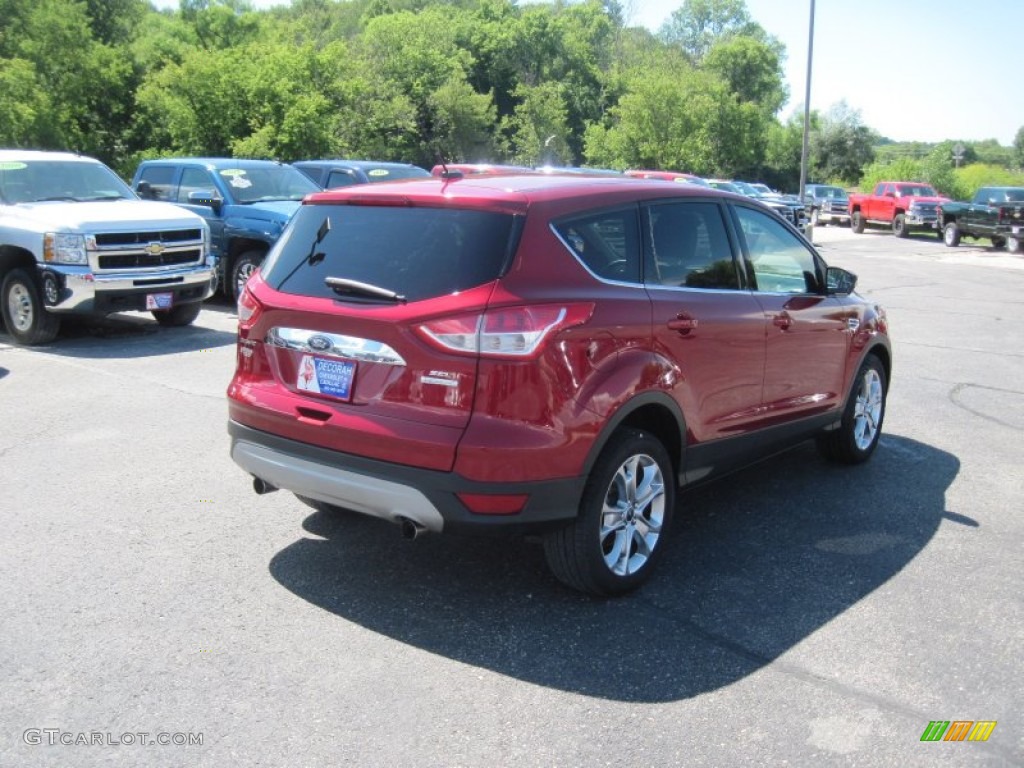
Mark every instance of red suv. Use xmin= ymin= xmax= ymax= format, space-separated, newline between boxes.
xmin=228 ymin=175 xmax=891 ymax=595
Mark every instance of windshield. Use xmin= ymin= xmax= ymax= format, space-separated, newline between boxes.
xmin=0 ymin=160 xmax=134 ymax=204
xmin=815 ymin=186 xmax=848 ymax=200
xmin=262 ymin=203 xmax=520 ymax=303
xmin=1000 ymin=188 xmax=1024 ymax=202
xmin=217 ymin=166 xmax=320 ymax=203
xmin=895 ymin=184 xmax=938 ymax=197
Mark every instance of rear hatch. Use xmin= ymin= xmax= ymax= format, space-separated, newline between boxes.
xmin=231 ymin=194 xmax=523 ymax=472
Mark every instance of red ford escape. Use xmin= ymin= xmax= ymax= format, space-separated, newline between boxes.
xmin=228 ymin=175 xmax=891 ymax=595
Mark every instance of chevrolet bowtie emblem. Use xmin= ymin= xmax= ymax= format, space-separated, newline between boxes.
xmin=145 ymin=242 xmax=165 ymax=256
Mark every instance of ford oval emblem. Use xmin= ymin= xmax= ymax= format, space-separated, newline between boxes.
xmin=308 ymin=335 xmax=332 ymax=352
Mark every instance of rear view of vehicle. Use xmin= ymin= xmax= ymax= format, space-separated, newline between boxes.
xmin=229 ymin=176 xmax=890 ymax=596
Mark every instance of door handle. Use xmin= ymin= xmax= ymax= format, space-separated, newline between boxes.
xmin=667 ymin=313 xmax=698 ymax=334
xmin=773 ymin=312 xmax=792 ymax=330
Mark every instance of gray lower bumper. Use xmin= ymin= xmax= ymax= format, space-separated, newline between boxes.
xmin=232 ymin=438 xmax=447 ymax=532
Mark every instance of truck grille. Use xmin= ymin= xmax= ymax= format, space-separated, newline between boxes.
xmin=91 ymin=228 xmax=205 ymax=272
xmin=94 ymin=229 xmax=203 ymax=246
xmin=98 ymin=249 xmax=203 ymax=270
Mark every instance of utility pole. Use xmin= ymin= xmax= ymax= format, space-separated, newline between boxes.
xmin=798 ymin=0 xmax=815 ymax=201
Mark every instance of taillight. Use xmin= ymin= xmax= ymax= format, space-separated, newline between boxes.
xmin=237 ymin=287 xmax=262 ymax=336
xmin=415 ymin=303 xmax=594 ymax=358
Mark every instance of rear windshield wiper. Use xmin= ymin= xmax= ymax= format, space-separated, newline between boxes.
xmin=325 ymin=277 xmax=406 ymax=303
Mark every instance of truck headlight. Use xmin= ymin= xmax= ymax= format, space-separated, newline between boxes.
xmin=43 ymin=233 xmax=88 ymax=264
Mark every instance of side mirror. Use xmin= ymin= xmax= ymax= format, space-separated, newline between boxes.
xmin=826 ymin=266 xmax=857 ymax=295
xmin=187 ymin=189 xmax=222 ymax=212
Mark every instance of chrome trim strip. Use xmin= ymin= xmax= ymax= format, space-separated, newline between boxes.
xmin=266 ymin=327 xmax=407 ymax=366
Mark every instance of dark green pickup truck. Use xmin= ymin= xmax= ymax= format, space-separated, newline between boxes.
xmin=937 ymin=186 xmax=1024 ymax=251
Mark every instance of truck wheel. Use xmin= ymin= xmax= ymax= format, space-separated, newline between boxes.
xmin=943 ymin=222 xmax=961 ymax=247
xmin=991 ymin=236 xmax=1006 ymax=249
xmin=1008 ymin=236 xmax=1022 ymax=254
xmin=852 ymin=211 xmax=865 ymax=233
xmin=1 ymin=268 xmax=60 ymax=345
xmin=892 ymin=214 xmax=908 ymax=238
xmin=231 ymin=250 xmax=264 ymax=302
xmin=151 ymin=301 xmax=201 ymax=327
xmin=543 ymin=428 xmax=675 ymax=596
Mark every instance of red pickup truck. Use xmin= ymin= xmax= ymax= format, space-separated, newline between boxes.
xmin=848 ymin=181 xmax=949 ymax=238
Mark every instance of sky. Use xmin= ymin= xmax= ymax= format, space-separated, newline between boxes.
xmin=151 ymin=0 xmax=1023 ymax=146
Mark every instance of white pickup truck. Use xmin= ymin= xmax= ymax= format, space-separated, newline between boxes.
xmin=0 ymin=150 xmax=215 ymax=345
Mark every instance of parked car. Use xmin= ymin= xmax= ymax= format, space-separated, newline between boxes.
xmin=228 ymin=174 xmax=891 ymax=596
xmin=624 ymin=170 xmax=710 ymax=186
xmin=707 ymin=179 xmax=806 ymax=230
xmin=132 ymin=158 xmax=321 ymax=300
xmin=804 ymin=184 xmax=851 ymax=227
xmin=0 ymin=149 xmax=214 ymax=345
xmin=732 ymin=180 xmax=809 ymax=230
xmin=293 ymin=160 xmax=430 ymax=189
xmin=937 ymin=186 xmax=1024 ymax=251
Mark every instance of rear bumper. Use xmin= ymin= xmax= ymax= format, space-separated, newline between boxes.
xmin=228 ymin=420 xmax=584 ymax=534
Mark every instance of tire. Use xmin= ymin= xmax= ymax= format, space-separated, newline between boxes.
xmin=543 ymin=429 xmax=675 ymax=596
xmin=991 ymin=236 xmax=1006 ymax=249
xmin=817 ymin=355 xmax=887 ymax=465
xmin=1 ymin=268 xmax=60 ymax=345
xmin=943 ymin=222 xmax=961 ymax=247
xmin=852 ymin=211 xmax=865 ymax=233
xmin=151 ymin=301 xmax=201 ymax=327
xmin=231 ymin=250 xmax=265 ymax=302
xmin=892 ymin=213 xmax=908 ymax=238
xmin=1008 ymin=236 xmax=1022 ymax=253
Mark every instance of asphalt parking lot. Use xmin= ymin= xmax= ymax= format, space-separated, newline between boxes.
xmin=1 ymin=224 xmax=1022 ymax=767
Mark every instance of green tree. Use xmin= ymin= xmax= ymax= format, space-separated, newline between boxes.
xmin=502 ymin=82 xmax=571 ymax=165
xmin=584 ymin=66 xmax=765 ymax=177
xmin=810 ymin=101 xmax=875 ymax=185
xmin=703 ymin=35 xmax=786 ymax=114
xmin=1015 ymin=126 xmax=1024 ymax=167
xmin=659 ymin=0 xmax=779 ymax=63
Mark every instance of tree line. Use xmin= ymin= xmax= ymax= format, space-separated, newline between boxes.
xmin=1 ymin=0 xmax=1020 ymax=194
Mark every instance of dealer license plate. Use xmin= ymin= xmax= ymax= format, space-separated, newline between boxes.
xmin=296 ymin=355 xmax=355 ymax=401
xmin=145 ymin=292 xmax=174 ymax=310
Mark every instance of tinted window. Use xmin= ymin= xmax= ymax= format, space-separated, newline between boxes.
xmin=262 ymin=204 xmax=519 ymax=302
xmin=552 ymin=207 xmax=640 ymax=283
xmin=326 ymin=171 xmax=358 ymax=188
xmin=136 ymin=166 xmax=176 ymax=201
xmin=645 ymin=202 xmax=738 ymax=289
xmin=735 ymin=205 xmax=821 ymax=294
xmin=363 ymin=166 xmax=430 ymax=182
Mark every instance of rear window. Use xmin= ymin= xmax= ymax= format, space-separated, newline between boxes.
xmin=261 ymin=204 xmax=520 ymax=302
xmin=363 ymin=167 xmax=430 ymax=182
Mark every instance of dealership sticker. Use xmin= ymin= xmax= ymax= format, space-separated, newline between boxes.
xmin=297 ymin=355 xmax=355 ymax=400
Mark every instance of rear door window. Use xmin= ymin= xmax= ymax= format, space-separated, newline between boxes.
xmin=551 ymin=206 xmax=640 ymax=283
xmin=262 ymin=204 xmax=520 ymax=302
xmin=644 ymin=201 xmax=740 ymax=289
